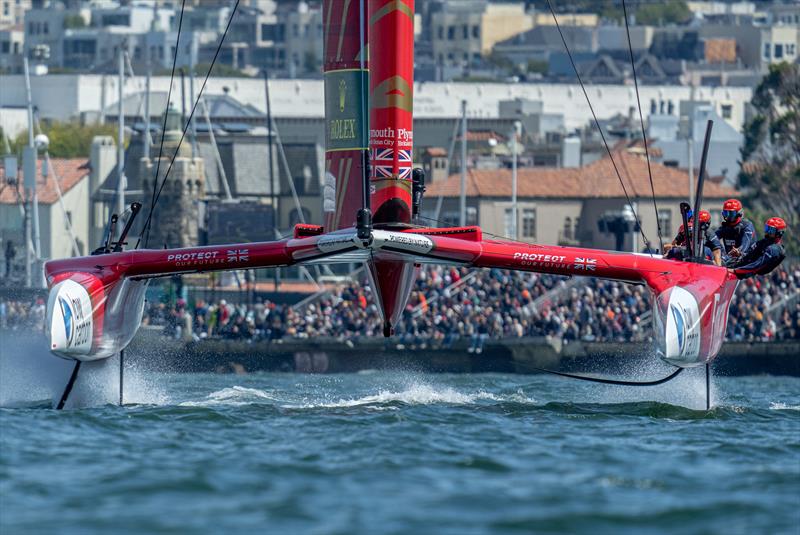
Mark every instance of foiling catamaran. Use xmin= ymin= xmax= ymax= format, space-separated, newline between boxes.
xmin=44 ymin=0 xmax=739 ymax=409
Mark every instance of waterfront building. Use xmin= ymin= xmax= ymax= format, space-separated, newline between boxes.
xmin=431 ymin=1 xmax=534 ymax=68
xmin=0 ymin=24 xmax=23 ymax=73
xmin=424 ymin=144 xmax=737 ymax=251
xmin=0 ymin=0 xmax=30 ymax=27
xmin=0 ymin=158 xmax=90 ymax=277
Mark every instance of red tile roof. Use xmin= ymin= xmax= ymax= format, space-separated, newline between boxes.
xmin=459 ymin=130 xmax=507 ymax=142
xmin=425 ymin=147 xmax=448 ymax=157
xmin=426 ymin=149 xmax=738 ymax=199
xmin=0 ymin=158 xmax=89 ymax=205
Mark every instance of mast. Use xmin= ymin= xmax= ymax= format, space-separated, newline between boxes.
xmin=179 ymin=68 xmax=187 ymax=131
xmin=367 ymin=0 xmax=414 ymax=224
xmin=459 ymin=99 xmax=467 ymax=226
xmin=511 ymin=120 xmax=520 ymax=240
xmin=263 ymin=69 xmax=277 ymax=230
xmin=189 ymin=34 xmax=198 ymax=158
xmin=322 ymin=0 xmax=369 ymax=231
xmin=144 ymin=35 xmax=152 ymax=160
xmin=263 ymin=68 xmax=279 ymax=291
xmin=117 ymin=47 xmax=125 ymax=227
xmin=23 ymin=57 xmax=41 ymax=287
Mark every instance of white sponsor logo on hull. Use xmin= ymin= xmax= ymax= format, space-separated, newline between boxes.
xmin=663 ymin=286 xmax=701 ymax=366
xmin=47 ymin=279 xmax=94 ymax=356
xmin=373 ymin=231 xmax=434 ymax=254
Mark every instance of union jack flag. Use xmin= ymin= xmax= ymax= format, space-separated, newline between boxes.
xmin=573 ymin=257 xmax=597 ymax=270
xmin=227 ymin=249 xmax=249 ymax=262
xmin=370 ymin=148 xmax=412 ymax=180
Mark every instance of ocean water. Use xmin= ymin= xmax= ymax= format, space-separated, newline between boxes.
xmin=1 ymin=347 xmax=799 ymax=535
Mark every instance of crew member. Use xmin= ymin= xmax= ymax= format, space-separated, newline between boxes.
xmin=715 ymin=198 xmax=756 ymax=264
xmin=663 ymin=210 xmax=722 ymax=266
xmin=729 ymin=217 xmax=786 ymax=279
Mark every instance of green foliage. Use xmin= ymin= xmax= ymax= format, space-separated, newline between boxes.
xmin=739 ymin=63 xmax=800 ymax=256
xmin=531 ymin=0 xmax=690 ymax=24
xmin=9 ymin=122 xmax=119 ymax=159
xmin=63 ymin=14 xmax=86 ymax=29
xmin=526 ymin=60 xmax=548 ymax=75
xmin=636 ymin=1 xmax=692 ymax=25
xmin=303 ymin=52 xmax=320 ymax=74
xmin=155 ymin=62 xmax=253 ymax=78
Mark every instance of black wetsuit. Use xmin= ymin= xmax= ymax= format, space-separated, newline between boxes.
xmin=716 ymin=219 xmax=756 ymax=259
xmin=667 ymin=226 xmax=721 ymax=261
xmin=731 ymin=238 xmax=785 ymax=279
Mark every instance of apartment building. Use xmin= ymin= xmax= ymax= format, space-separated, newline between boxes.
xmin=431 ymin=1 xmax=533 ymax=66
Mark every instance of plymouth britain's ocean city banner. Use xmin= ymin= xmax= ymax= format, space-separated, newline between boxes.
xmin=369 ymin=0 xmax=415 ymax=225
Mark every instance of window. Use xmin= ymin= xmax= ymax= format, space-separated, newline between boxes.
xmin=1 ymin=41 xmax=8 ymax=54
xmin=462 ymin=24 xmax=468 ymax=39
xmin=775 ymin=44 xmax=783 ymax=59
xmin=721 ymin=104 xmax=732 ymax=120
xmin=504 ymin=208 xmax=514 ymax=238
xmin=102 ymin=14 xmax=130 ymax=26
xmin=787 ymin=43 xmax=796 ymax=56
xmin=763 ymin=42 xmax=771 ymax=59
xmin=563 ymin=217 xmax=573 ymax=240
xmin=447 ymin=26 xmax=455 ymax=40
xmin=43 ymin=22 xmax=48 ymax=34
xmin=658 ymin=209 xmax=672 ymax=237
xmin=441 ymin=211 xmax=460 ymax=227
xmin=466 ymin=207 xmax=477 ymax=226
xmin=522 ymin=208 xmax=536 ymax=239
xmin=472 ymin=25 xmax=479 ymax=39
xmin=437 ymin=26 xmax=443 ymax=40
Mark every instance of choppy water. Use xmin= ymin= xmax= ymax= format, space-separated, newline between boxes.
xmin=1 ymin=351 xmax=799 ymax=535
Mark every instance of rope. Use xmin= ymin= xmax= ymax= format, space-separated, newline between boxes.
xmin=138 ymin=0 xmax=241 ymax=248
xmin=545 ymin=0 xmax=650 ymax=248
xmin=138 ymin=0 xmax=187 ymax=248
xmin=621 ymin=0 xmax=664 ymax=252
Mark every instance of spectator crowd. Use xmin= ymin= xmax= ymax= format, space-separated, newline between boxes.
xmin=3 ymin=265 xmax=799 ymax=348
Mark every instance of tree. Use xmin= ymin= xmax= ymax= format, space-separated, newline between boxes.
xmin=739 ymin=62 xmax=800 ymax=255
xmin=10 ymin=122 xmax=119 ymax=158
xmin=636 ymin=1 xmax=692 ymax=25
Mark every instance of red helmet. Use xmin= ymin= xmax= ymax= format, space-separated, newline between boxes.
xmin=764 ymin=217 xmax=787 ymax=240
xmin=698 ymin=210 xmax=711 ymax=224
xmin=722 ymin=199 xmax=743 ymax=225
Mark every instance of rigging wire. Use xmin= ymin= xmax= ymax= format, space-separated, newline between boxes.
xmin=621 ymin=0 xmax=664 ymax=252
xmin=138 ymin=0 xmax=187 ymax=248
xmin=544 ymin=0 xmax=650 ymax=248
xmin=138 ymin=0 xmax=241 ymax=248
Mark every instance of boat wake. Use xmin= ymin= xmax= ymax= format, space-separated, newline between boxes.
xmin=179 ymin=386 xmax=279 ymax=407
xmin=284 ymin=383 xmax=505 ymax=409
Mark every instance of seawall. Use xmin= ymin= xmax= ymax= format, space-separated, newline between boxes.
xmin=127 ymin=328 xmax=800 ymax=377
